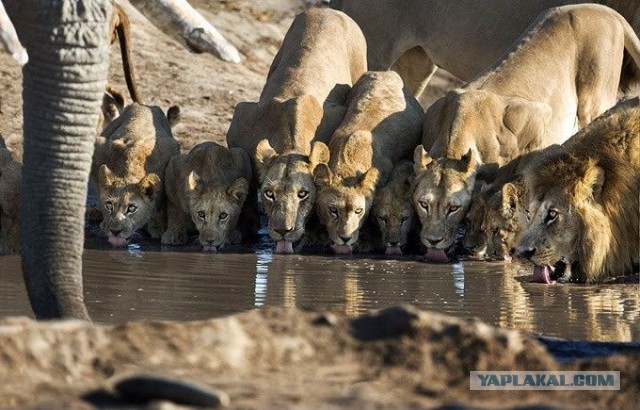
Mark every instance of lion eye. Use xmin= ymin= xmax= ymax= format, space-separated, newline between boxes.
xmin=448 ymin=205 xmax=460 ymax=214
xmin=545 ymin=209 xmax=558 ymax=225
xmin=105 ymin=201 xmax=113 ymax=212
xmin=126 ymin=204 xmax=137 ymax=214
xmin=329 ymin=206 xmax=338 ymax=216
xmin=219 ymin=212 xmax=228 ymax=220
xmin=419 ymin=200 xmax=429 ymax=212
xmin=354 ymin=208 xmax=363 ymax=215
xmin=492 ymin=227 xmax=499 ymax=236
xmin=197 ymin=211 xmax=206 ymax=220
xmin=525 ymin=208 xmax=531 ymax=222
xmin=264 ymin=189 xmax=274 ymax=200
xmin=297 ymin=190 xmax=309 ymax=199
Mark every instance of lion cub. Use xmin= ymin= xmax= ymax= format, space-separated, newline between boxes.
xmin=91 ymin=102 xmax=180 ymax=246
xmin=314 ymin=71 xmax=424 ymax=254
xmin=370 ymin=160 xmax=418 ymax=256
xmin=162 ymin=142 xmax=253 ymax=251
xmin=0 ymin=139 xmax=21 ymax=255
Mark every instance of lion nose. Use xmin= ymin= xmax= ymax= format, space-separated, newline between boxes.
xmin=110 ymin=229 xmax=123 ymax=237
xmin=427 ymin=237 xmax=443 ymax=246
xmin=275 ymin=228 xmax=292 ymax=237
xmin=517 ymin=246 xmax=537 ymax=259
xmin=339 ymin=235 xmax=352 ymax=244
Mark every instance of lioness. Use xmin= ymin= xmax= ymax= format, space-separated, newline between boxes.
xmin=333 ymin=0 xmax=640 ymax=97
xmin=162 ymin=142 xmax=253 ymax=251
xmin=226 ymin=9 xmax=367 ymax=254
xmin=370 ymin=160 xmax=418 ymax=256
xmin=413 ymin=4 xmax=640 ymax=262
xmin=92 ymin=102 xmax=181 ymax=246
xmin=313 ymin=71 xmax=423 ymax=254
xmin=515 ymin=100 xmax=640 ymax=283
xmin=0 ymin=139 xmax=21 ymax=255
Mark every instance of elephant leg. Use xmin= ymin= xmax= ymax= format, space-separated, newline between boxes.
xmin=6 ymin=0 xmax=112 ymax=320
xmin=390 ymin=46 xmax=437 ymax=99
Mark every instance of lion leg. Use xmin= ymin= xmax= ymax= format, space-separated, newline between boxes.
xmin=391 ymin=47 xmax=436 ymax=99
xmin=161 ymin=201 xmax=191 ymax=245
xmin=147 ymin=200 xmax=168 ymax=240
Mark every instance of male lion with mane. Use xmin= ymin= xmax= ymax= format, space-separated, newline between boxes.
xmin=92 ymin=102 xmax=181 ymax=246
xmin=162 ymin=142 xmax=253 ymax=252
xmin=226 ymin=9 xmax=367 ymax=254
xmin=515 ymin=99 xmax=639 ymax=283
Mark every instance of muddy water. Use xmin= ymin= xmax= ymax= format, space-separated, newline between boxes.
xmin=1 ymin=243 xmax=638 ymax=342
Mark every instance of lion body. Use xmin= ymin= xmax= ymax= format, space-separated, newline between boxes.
xmin=516 ymin=98 xmax=640 ymax=282
xmin=334 ymin=0 xmax=640 ymax=96
xmin=162 ymin=142 xmax=253 ymax=251
xmin=0 ymin=142 xmax=21 ymax=255
xmin=226 ymin=9 xmax=367 ymax=253
xmin=314 ymin=71 xmax=423 ymax=252
xmin=91 ymin=102 xmax=180 ymax=246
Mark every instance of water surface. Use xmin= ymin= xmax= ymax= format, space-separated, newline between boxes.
xmin=1 ymin=244 xmax=638 ymax=342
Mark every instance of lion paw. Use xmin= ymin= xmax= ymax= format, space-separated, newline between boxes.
xmin=161 ymin=230 xmax=188 ymax=246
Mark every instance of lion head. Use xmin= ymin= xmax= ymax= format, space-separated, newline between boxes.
xmin=462 ymin=187 xmax=490 ymax=259
xmin=187 ymin=172 xmax=249 ymax=251
xmin=256 ymin=139 xmax=329 ymax=254
xmin=412 ymin=146 xmax=477 ymax=262
xmin=313 ymin=159 xmax=379 ymax=255
xmin=515 ymin=154 xmax=639 ymax=283
xmin=484 ymin=182 xmax=529 ymax=261
xmin=97 ymin=164 xmax=162 ymax=246
xmin=371 ymin=160 xmax=416 ymax=256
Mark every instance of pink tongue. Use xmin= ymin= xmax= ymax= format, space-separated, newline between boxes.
xmin=202 ymin=245 xmax=217 ymax=252
xmin=108 ymin=236 xmax=127 ymax=247
xmin=425 ymin=248 xmax=449 ymax=263
xmin=532 ymin=265 xmax=555 ymax=284
xmin=275 ymin=240 xmax=294 ymax=254
xmin=332 ymin=244 xmax=353 ymax=255
xmin=385 ymin=246 xmax=403 ymax=256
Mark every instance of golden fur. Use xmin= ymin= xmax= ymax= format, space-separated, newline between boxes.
xmin=414 ymin=4 xmax=640 ymax=257
xmin=91 ymin=102 xmax=180 ymax=246
xmin=313 ymin=71 xmax=423 ymax=253
xmin=333 ymin=0 xmax=640 ymax=97
xmin=0 ymin=140 xmax=21 ymax=255
xmin=370 ymin=160 xmax=418 ymax=255
xmin=515 ymin=99 xmax=640 ymax=282
xmin=162 ymin=142 xmax=253 ymax=251
xmin=226 ymin=9 xmax=367 ymax=254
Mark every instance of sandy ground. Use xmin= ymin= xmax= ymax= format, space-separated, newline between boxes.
xmin=0 ymin=0 xmax=462 ymax=161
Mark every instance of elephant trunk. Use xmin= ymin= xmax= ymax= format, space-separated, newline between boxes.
xmin=7 ymin=0 xmax=112 ymax=320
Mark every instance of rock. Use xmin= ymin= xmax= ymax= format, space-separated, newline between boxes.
xmin=115 ymin=374 xmax=229 ymax=407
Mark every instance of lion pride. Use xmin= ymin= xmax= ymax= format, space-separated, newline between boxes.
xmin=226 ymin=9 xmax=367 ymax=254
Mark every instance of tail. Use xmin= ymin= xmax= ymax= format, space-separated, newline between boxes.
xmin=619 ymin=13 xmax=640 ymax=92
xmin=114 ymin=2 xmax=142 ymax=103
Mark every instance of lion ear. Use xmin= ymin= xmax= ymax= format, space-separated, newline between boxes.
xmin=359 ymin=167 xmax=380 ymax=196
xmin=255 ymin=139 xmax=278 ymax=179
xmin=98 ymin=164 xmax=114 ymax=188
xmin=461 ymin=148 xmax=477 ymax=174
xmin=413 ymin=145 xmax=432 ymax=173
xmin=501 ymin=183 xmax=518 ymax=214
xmin=313 ymin=163 xmax=332 ymax=187
xmin=138 ymin=173 xmax=161 ymax=201
xmin=581 ymin=161 xmax=605 ymax=202
xmin=308 ymin=141 xmax=330 ymax=170
xmin=167 ymin=105 xmax=181 ymax=128
xmin=188 ymin=171 xmax=201 ymax=191
xmin=228 ymin=177 xmax=249 ymax=203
